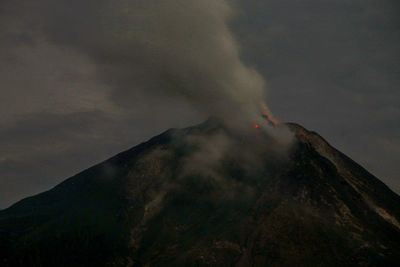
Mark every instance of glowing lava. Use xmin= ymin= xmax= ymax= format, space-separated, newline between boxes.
xmin=253 ymin=103 xmax=280 ymax=130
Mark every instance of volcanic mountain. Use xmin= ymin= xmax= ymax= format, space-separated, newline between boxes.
xmin=1 ymin=119 xmax=399 ymax=267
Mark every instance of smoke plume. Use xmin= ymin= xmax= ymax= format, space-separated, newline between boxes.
xmin=1 ymin=0 xmax=275 ymax=126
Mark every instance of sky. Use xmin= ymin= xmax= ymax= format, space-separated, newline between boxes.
xmin=0 ymin=0 xmax=399 ymax=208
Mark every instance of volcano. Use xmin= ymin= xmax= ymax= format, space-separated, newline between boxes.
xmin=1 ymin=119 xmax=399 ymax=266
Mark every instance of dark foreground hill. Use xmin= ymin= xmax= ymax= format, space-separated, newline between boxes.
xmin=1 ymin=120 xmax=399 ymax=266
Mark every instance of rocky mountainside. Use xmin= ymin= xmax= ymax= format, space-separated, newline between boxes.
xmin=1 ymin=119 xmax=399 ymax=266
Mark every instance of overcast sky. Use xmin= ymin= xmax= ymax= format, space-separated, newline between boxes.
xmin=0 ymin=0 xmax=399 ymax=208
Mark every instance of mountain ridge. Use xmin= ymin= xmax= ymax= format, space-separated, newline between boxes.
xmin=1 ymin=120 xmax=399 ymax=266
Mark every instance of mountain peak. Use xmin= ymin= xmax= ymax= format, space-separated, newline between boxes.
xmin=1 ymin=120 xmax=399 ymax=266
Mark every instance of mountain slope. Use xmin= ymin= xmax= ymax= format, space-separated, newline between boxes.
xmin=1 ymin=120 xmax=399 ymax=266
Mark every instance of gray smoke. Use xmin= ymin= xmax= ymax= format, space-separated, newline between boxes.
xmin=0 ymin=0 xmax=295 ymax=208
xmin=1 ymin=0 xmax=272 ymax=124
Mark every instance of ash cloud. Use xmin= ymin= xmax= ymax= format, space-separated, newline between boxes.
xmin=0 ymin=0 xmax=292 ymax=208
xmin=1 ymin=0 xmax=272 ymax=124
xmin=1 ymin=0 xmax=397 ymax=209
